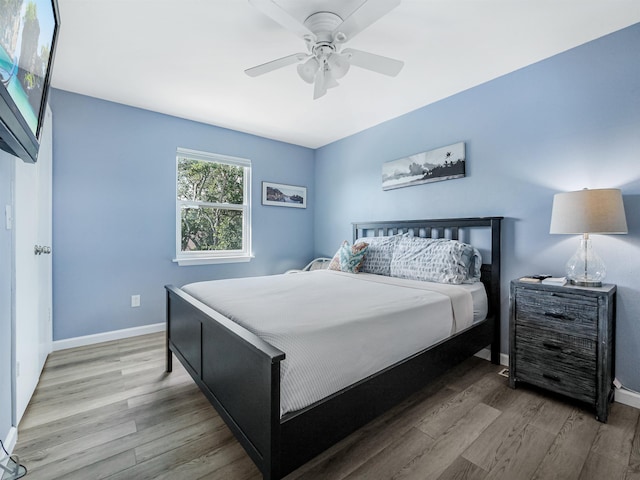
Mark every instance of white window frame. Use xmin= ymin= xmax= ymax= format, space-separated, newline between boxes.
xmin=174 ymin=148 xmax=252 ymax=266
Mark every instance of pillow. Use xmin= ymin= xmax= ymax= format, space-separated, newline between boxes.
xmin=354 ymin=235 xmax=401 ymax=276
xmin=390 ymin=236 xmax=481 ymax=284
xmin=328 ymin=241 xmax=369 ymax=273
xmin=461 ymin=245 xmax=483 ymax=283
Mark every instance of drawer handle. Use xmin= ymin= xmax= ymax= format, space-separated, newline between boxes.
xmin=544 ymin=312 xmax=573 ymax=321
xmin=543 ymin=373 xmax=561 ymax=382
xmin=541 ymin=342 xmax=574 ymax=356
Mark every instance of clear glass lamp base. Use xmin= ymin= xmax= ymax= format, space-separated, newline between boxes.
xmin=566 ymin=236 xmax=605 ymax=288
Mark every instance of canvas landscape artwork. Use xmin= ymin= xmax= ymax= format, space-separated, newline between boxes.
xmin=382 ymin=142 xmax=466 ymax=190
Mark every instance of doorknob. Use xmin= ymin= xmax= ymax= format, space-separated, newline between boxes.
xmin=34 ymin=245 xmax=51 ymax=255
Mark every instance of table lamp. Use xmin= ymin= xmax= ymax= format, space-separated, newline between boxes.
xmin=549 ymin=188 xmax=627 ymax=287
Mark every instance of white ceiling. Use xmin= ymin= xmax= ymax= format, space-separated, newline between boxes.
xmin=51 ymin=1 xmax=640 ymax=149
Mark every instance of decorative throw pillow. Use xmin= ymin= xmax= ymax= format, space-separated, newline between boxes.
xmin=328 ymin=241 xmax=369 ymax=273
xmin=355 ymin=235 xmax=400 ymax=276
xmin=390 ymin=236 xmax=481 ymax=284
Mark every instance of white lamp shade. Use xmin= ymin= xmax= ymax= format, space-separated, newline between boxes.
xmin=550 ymin=188 xmax=628 ymax=234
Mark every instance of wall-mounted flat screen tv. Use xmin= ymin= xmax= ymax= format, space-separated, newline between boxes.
xmin=0 ymin=0 xmax=60 ymax=163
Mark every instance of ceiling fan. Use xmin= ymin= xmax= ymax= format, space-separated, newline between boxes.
xmin=245 ymin=0 xmax=404 ymax=99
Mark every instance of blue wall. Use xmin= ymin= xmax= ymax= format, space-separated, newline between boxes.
xmin=314 ymin=23 xmax=640 ymax=391
xmin=50 ymin=90 xmax=315 ymax=340
xmin=0 ymin=153 xmax=14 ymax=446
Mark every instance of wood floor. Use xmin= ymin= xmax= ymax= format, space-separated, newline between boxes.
xmin=14 ymin=332 xmax=640 ymax=480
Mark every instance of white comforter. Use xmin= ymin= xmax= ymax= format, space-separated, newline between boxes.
xmin=182 ymin=270 xmax=482 ymax=416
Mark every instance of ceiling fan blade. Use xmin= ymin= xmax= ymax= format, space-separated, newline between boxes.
xmin=245 ymin=53 xmax=308 ymax=77
xmin=331 ymin=0 xmax=400 ymax=43
xmin=325 ymin=69 xmax=339 ymax=89
xmin=342 ymin=48 xmax=404 ymax=76
xmin=249 ymin=0 xmax=316 ymax=41
xmin=313 ymin=68 xmax=327 ymax=99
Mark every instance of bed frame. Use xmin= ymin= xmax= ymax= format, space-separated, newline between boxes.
xmin=165 ymin=217 xmax=502 ymax=480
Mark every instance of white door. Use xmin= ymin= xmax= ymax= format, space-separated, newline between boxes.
xmin=14 ymin=106 xmax=53 ymax=423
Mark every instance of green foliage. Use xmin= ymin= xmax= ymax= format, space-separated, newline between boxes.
xmin=0 ymin=0 xmax=23 ymax=51
xmin=178 ymin=158 xmax=243 ymax=204
xmin=24 ymin=1 xmax=37 ymax=21
xmin=24 ymin=72 xmax=35 ymax=89
xmin=178 ymin=158 xmax=245 ymax=252
xmin=39 ymin=43 xmax=50 ymax=76
xmin=181 ymin=207 xmax=243 ymax=251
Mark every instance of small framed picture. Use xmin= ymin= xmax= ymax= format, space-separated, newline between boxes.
xmin=262 ymin=181 xmax=307 ymax=208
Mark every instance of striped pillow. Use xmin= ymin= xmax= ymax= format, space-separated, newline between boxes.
xmin=354 ymin=235 xmax=400 ymax=276
xmin=390 ymin=236 xmax=481 ymax=284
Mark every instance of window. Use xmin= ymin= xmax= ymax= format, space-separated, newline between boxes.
xmin=175 ymin=148 xmax=251 ymax=265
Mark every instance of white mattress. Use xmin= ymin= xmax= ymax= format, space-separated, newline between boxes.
xmin=182 ymin=270 xmax=487 ymax=416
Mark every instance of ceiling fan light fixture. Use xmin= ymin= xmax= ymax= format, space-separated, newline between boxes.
xmin=313 ymin=68 xmax=327 ymax=99
xmin=297 ymin=57 xmax=319 ymax=83
xmin=327 ymin=52 xmax=350 ymax=79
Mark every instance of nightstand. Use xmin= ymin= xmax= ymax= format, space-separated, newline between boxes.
xmin=509 ymin=280 xmax=616 ymax=422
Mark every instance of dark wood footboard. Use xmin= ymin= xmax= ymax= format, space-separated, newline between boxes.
xmin=278 ymin=315 xmax=496 ymax=476
xmin=166 ymin=285 xmax=285 ymax=479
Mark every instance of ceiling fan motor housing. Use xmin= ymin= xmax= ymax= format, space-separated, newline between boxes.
xmin=303 ymin=12 xmax=344 ymax=43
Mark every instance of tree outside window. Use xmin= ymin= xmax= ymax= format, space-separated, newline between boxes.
xmin=176 ymin=149 xmax=251 ymax=265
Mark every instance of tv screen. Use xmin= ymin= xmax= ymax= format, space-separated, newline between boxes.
xmin=0 ymin=0 xmax=60 ymax=163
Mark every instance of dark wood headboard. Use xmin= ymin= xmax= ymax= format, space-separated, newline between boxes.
xmin=352 ymin=217 xmax=503 ymax=362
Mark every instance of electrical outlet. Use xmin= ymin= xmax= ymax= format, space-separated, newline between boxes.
xmin=131 ymin=295 xmax=141 ymax=307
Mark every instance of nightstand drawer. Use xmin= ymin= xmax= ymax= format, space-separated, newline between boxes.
xmin=515 ymin=324 xmax=596 ymax=364
xmin=515 ymin=325 xmax=596 ymax=401
xmin=515 ymin=356 xmax=596 ymax=403
xmin=515 ymin=288 xmax=597 ymax=337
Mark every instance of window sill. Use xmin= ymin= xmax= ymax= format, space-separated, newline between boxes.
xmin=173 ymin=255 xmax=253 ymax=266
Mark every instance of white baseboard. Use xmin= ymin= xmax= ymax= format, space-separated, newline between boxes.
xmin=2 ymin=426 xmax=17 ymax=454
xmin=53 ymin=322 xmax=166 ymax=351
xmin=474 ymin=347 xmax=509 ymax=366
xmin=615 ymin=387 xmax=640 ymax=409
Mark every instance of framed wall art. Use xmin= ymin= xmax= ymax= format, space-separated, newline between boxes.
xmin=262 ymin=181 xmax=307 ymax=208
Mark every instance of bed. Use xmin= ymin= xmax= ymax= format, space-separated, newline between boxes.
xmin=165 ymin=217 xmax=502 ymax=480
